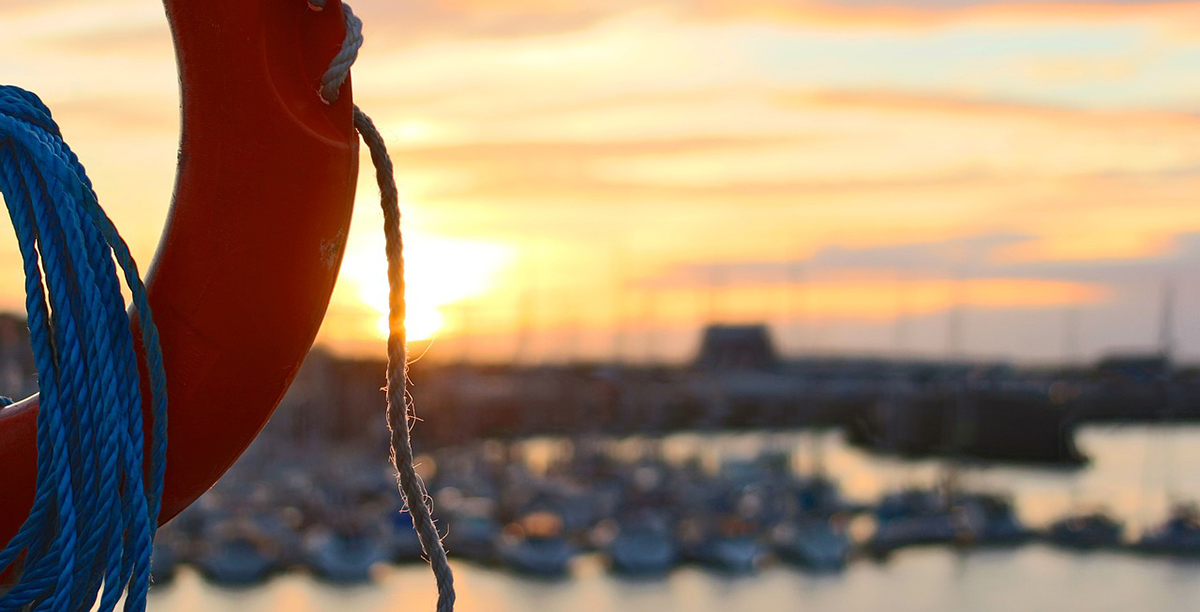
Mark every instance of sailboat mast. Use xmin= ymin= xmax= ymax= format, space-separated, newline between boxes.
xmin=1159 ymin=276 xmax=1178 ymax=505
xmin=1160 ymin=277 xmax=1175 ymax=366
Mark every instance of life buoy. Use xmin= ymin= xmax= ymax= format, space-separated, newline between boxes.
xmin=0 ymin=0 xmax=358 ymax=544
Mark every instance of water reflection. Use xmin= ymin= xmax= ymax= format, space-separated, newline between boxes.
xmin=150 ymin=547 xmax=1200 ymax=612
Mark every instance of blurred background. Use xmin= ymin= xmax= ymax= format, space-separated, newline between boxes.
xmin=5 ymin=0 xmax=1200 ymax=610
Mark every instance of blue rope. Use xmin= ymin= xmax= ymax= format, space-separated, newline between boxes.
xmin=0 ymin=86 xmax=167 ymax=612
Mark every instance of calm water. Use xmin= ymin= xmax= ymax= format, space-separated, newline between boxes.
xmin=147 ymin=425 xmax=1200 ymax=612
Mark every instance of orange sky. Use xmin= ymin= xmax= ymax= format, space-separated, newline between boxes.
xmin=3 ymin=0 xmax=1200 ymax=364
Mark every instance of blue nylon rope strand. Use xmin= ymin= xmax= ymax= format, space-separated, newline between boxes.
xmin=0 ymin=87 xmax=167 ymax=612
xmin=27 ymin=130 xmax=119 ymax=612
xmin=41 ymin=108 xmax=166 ymax=539
xmin=8 ymin=143 xmax=84 ymax=611
xmin=53 ymin=144 xmax=127 ymax=612
xmin=53 ymin=96 xmax=163 ymax=612
xmin=0 ymin=150 xmax=52 ymax=565
xmin=6 ymin=114 xmax=92 ymax=612
xmin=25 ymin=106 xmax=120 ymax=597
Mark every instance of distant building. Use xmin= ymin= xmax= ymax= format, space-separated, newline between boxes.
xmin=271 ymin=348 xmax=390 ymax=449
xmin=692 ymin=324 xmax=779 ymax=371
xmin=0 ymin=313 xmax=35 ymax=399
xmin=1094 ymin=354 xmax=1169 ymax=383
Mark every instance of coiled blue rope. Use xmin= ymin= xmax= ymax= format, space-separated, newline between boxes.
xmin=0 ymin=86 xmax=167 ymax=612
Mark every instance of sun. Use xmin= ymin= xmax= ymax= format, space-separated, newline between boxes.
xmin=376 ymin=307 xmax=444 ymax=343
xmin=343 ymin=230 xmax=513 ymax=343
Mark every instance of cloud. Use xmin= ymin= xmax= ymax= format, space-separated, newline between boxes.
xmin=48 ymin=24 xmax=166 ymax=56
xmin=393 ymin=87 xmax=1200 ymax=229
xmin=641 ymin=228 xmax=1200 ymax=331
xmin=405 ymin=136 xmax=799 ymax=165
xmin=655 ymin=231 xmax=1034 ymax=285
xmin=327 ymin=0 xmax=1200 ymax=51
xmin=781 ymin=90 xmax=1200 ymax=126
xmin=685 ymin=0 xmax=1199 ymax=31
xmin=334 ymin=0 xmax=639 ymax=49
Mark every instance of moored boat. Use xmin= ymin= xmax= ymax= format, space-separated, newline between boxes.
xmin=194 ymin=523 xmax=283 ymax=586
xmin=681 ymin=515 xmax=765 ymax=574
xmin=303 ymin=523 xmax=392 ymax=584
xmin=1046 ymin=510 xmax=1123 ymax=550
xmin=1135 ymin=502 xmax=1200 ymax=557
xmin=774 ymin=515 xmax=851 ymax=571
xmin=606 ymin=514 xmax=678 ymax=577
xmin=497 ymin=511 xmax=576 ymax=577
xmin=867 ymin=488 xmax=962 ymax=556
xmin=955 ymin=491 xmax=1033 ymax=546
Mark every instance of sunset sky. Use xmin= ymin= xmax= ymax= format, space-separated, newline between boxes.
xmin=4 ymin=0 xmax=1200 ymax=364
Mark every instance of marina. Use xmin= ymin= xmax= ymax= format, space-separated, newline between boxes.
xmin=146 ymin=425 xmax=1200 ymax=604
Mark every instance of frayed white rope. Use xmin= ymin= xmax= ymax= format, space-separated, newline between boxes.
xmin=311 ymin=3 xmax=455 ymax=611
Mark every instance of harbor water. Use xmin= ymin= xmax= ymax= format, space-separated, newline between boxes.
xmin=148 ymin=425 xmax=1200 ymax=611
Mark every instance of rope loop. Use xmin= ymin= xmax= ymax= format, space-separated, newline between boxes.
xmin=318 ymin=3 xmax=363 ymax=104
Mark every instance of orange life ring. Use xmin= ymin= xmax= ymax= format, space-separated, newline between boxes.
xmin=0 ymin=0 xmax=358 ymax=543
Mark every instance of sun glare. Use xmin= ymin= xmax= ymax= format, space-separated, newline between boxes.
xmin=343 ymin=231 xmax=513 ymax=343
xmin=376 ymin=308 xmax=444 ymax=343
